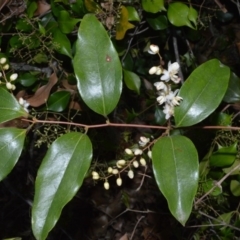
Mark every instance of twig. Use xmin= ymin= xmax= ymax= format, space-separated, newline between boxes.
xmin=214 ymin=0 xmax=227 ymax=13
xmin=172 ymin=36 xmax=184 ymax=83
xmin=195 ymin=163 xmax=240 ymax=206
xmin=130 ymin=216 xmax=145 ymax=240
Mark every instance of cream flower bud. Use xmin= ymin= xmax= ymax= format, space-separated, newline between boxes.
xmin=19 ymin=97 xmax=24 ymax=105
xmin=116 ymin=177 xmax=122 ymax=186
xmin=92 ymin=171 xmax=99 ymax=180
xmin=147 ymin=150 xmax=152 ymax=159
xmin=104 ymin=181 xmax=110 ymax=190
xmin=10 ymin=73 xmax=18 ymax=81
xmin=116 ymin=159 xmax=126 ymax=168
xmin=0 ymin=57 xmax=7 ymax=64
xmin=125 ymin=148 xmax=133 ymax=155
xmin=3 ymin=64 xmax=9 ymax=70
xmin=112 ymin=169 xmax=119 ymax=175
xmin=155 ymin=68 xmax=163 ymax=75
xmin=134 ymin=149 xmax=143 ymax=155
xmin=128 ymin=170 xmax=134 ymax=179
xmin=148 ymin=44 xmax=159 ymax=54
xmin=108 ymin=167 xmax=113 ymax=173
xmin=133 ymin=160 xmax=139 ymax=168
xmin=6 ymin=82 xmax=12 ymax=90
xmin=11 ymin=84 xmax=16 ymax=90
xmin=149 ymin=66 xmax=158 ymax=75
xmin=140 ymin=157 xmax=146 ymax=166
xmin=0 ymin=72 xmax=2 ymax=77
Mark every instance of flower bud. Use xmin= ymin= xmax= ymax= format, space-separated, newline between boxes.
xmin=134 ymin=149 xmax=143 ymax=155
xmin=128 ymin=170 xmax=134 ymax=179
xmin=149 ymin=66 xmax=158 ymax=75
xmin=112 ymin=169 xmax=119 ymax=175
xmin=11 ymin=84 xmax=16 ymax=90
xmin=116 ymin=159 xmax=126 ymax=168
xmin=3 ymin=64 xmax=9 ymax=70
xmin=104 ymin=181 xmax=110 ymax=190
xmin=6 ymin=82 xmax=12 ymax=90
xmin=0 ymin=72 xmax=2 ymax=77
xmin=0 ymin=57 xmax=7 ymax=64
xmin=140 ymin=157 xmax=146 ymax=166
xmin=148 ymin=44 xmax=159 ymax=54
xmin=116 ymin=177 xmax=122 ymax=186
xmin=10 ymin=73 xmax=18 ymax=81
xmin=92 ymin=171 xmax=99 ymax=180
xmin=147 ymin=150 xmax=152 ymax=159
xmin=108 ymin=167 xmax=113 ymax=173
xmin=125 ymin=148 xmax=133 ymax=155
xmin=133 ymin=160 xmax=139 ymax=168
xmin=19 ymin=97 xmax=24 ymax=105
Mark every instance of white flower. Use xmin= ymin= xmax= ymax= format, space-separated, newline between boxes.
xmin=156 ymin=95 xmax=167 ymax=105
xmin=165 ymin=89 xmax=183 ymax=106
xmin=139 ymin=136 xmax=150 ymax=147
xmin=18 ymin=97 xmax=30 ymax=112
xmin=163 ymin=103 xmax=174 ymax=119
xmin=0 ymin=57 xmax=7 ymax=64
xmin=148 ymin=44 xmax=159 ymax=55
xmin=154 ymin=81 xmax=167 ymax=91
xmin=161 ymin=62 xmax=180 ymax=83
xmin=10 ymin=73 xmax=18 ymax=81
xmin=104 ymin=181 xmax=110 ymax=190
xmin=134 ymin=149 xmax=143 ymax=155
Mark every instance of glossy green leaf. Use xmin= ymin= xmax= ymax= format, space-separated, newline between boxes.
xmin=230 ymin=180 xmax=240 ymax=196
xmin=0 ymin=128 xmax=26 ymax=182
xmin=175 ymin=59 xmax=230 ymax=127
xmin=52 ymin=28 xmax=72 ymax=58
xmin=73 ymin=14 xmax=122 ymax=117
xmin=32 ymin=132 xmax=92 ymax=240
xmin=0 ymin=88 xmax=28 ymax=124
xmin=209 ymin=143 xmax=237 ymax=168
xmin=152 ymin=135 xmax=199 ymax=226
xmin=210 ymin=112 xmax=232 ymax=126
xmin=57 ymin=10 xmax=81 ymax=34
xmin=27 ymin=1 xmax=38 ymax=18
xmin=126 ymin=6 xmax=140 ymax=21
xmin=142 ymin=0 xmax=165 ymax=13
xmin=188 ymin=6 xmax=198 ymax=28
xmin=154 ymin=106 xmax=167 ymax=125
xmin=223 ymin=159 xmax=240 ymax=175
xmin=123 ymin=69 xmax=141 ymax=94
xmin=16 ymin=19 xmax=32 ymax=32
xmin=18 ymin=73 xmax=38 ymax=87
xmin=168 ymin=2 xmax=194 ymax=29
xmin=147 ymin=15 xmax=168 ymax=30
xmin=223 ymin=72 xmax=240 ymax=103
xmin=47 ymin=91 xmax=71 ymax=112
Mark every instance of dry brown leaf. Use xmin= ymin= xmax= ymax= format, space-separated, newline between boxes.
xmin=69 ymin=101 xmax=81 ymax=111
xmin=34 ymin=0 xmax=51 ymax=16
xmin=119 ymin=233 xmax=128 ymax=240
xmin=27 ymin=72 xmax=58 ymax=107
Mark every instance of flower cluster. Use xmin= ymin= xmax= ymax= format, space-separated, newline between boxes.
xmin=0 ymin=57 xmax=18 ymax=91
xmin=91 ymin=136 xmax=152 ymax=190
xmin=148 ymin=44 xmax=183 ymax=119
xmin=18 ymin=97 xmax=30 ymax=112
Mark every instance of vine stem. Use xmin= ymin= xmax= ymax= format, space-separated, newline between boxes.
xmin=195 ymin=162 xmax=240 ymax=206
xmin=21 ymin=118 xmax=240 ymax=131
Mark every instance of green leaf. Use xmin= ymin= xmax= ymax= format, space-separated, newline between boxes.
xmin=202 ymin=179 xmax=222 ymax=196
xmin=168 ymin=2 xmax=194 ymax=29
xmin=175 ymin=59 xmax=230 ymax=127
xmin=209 ymin=143 xmax=237 ymax=168
xmin=0 ymin=128 xmax=26 ymax=181
xmin=188 ymin=6 xmax=198 ymax=28
xmin=57 ymin=10 xmax=81 ymax=34
xmin=230 ymin=180 xmax=240 ymax=196
xmin=223 ymin=159 xmax=240 ymax=175
xmin=0 ymin=88 xmax=28 ymax=124
xmin=223 ymin=72 xmax=240 ymax=103
xmin=210 ymin=112 xmax=232 ymax=126
xmin=146 ymin=15 xmax=168 ymax=30
xmin=142 ymin=0 xmax=165 ymax=13
xmin=126 ymin=6 xmax=140 ymax=21
xmin=18 ymin=73 xmax=38 ymax=87
xmin=16 ymin=19 xmax=33 ymax=32
xmin=73 ymin=14 xmax=122 ymax=117
xmin=52 ymin=28 xmax=72 ymax=58
xmin=33 ymin=53 xmax=48 ymax=63
xmin=123 ymin=69 xmax=141 ymax=94
xmin=27 ymin=1 xmax=38 ymax=18
xmin=32 ymin=132 xmax=92 ymax=240
xmin=152 ymin=135 xmax=199 ymax=226
xmin=47 ymin=91 xmax=71 ymax=112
